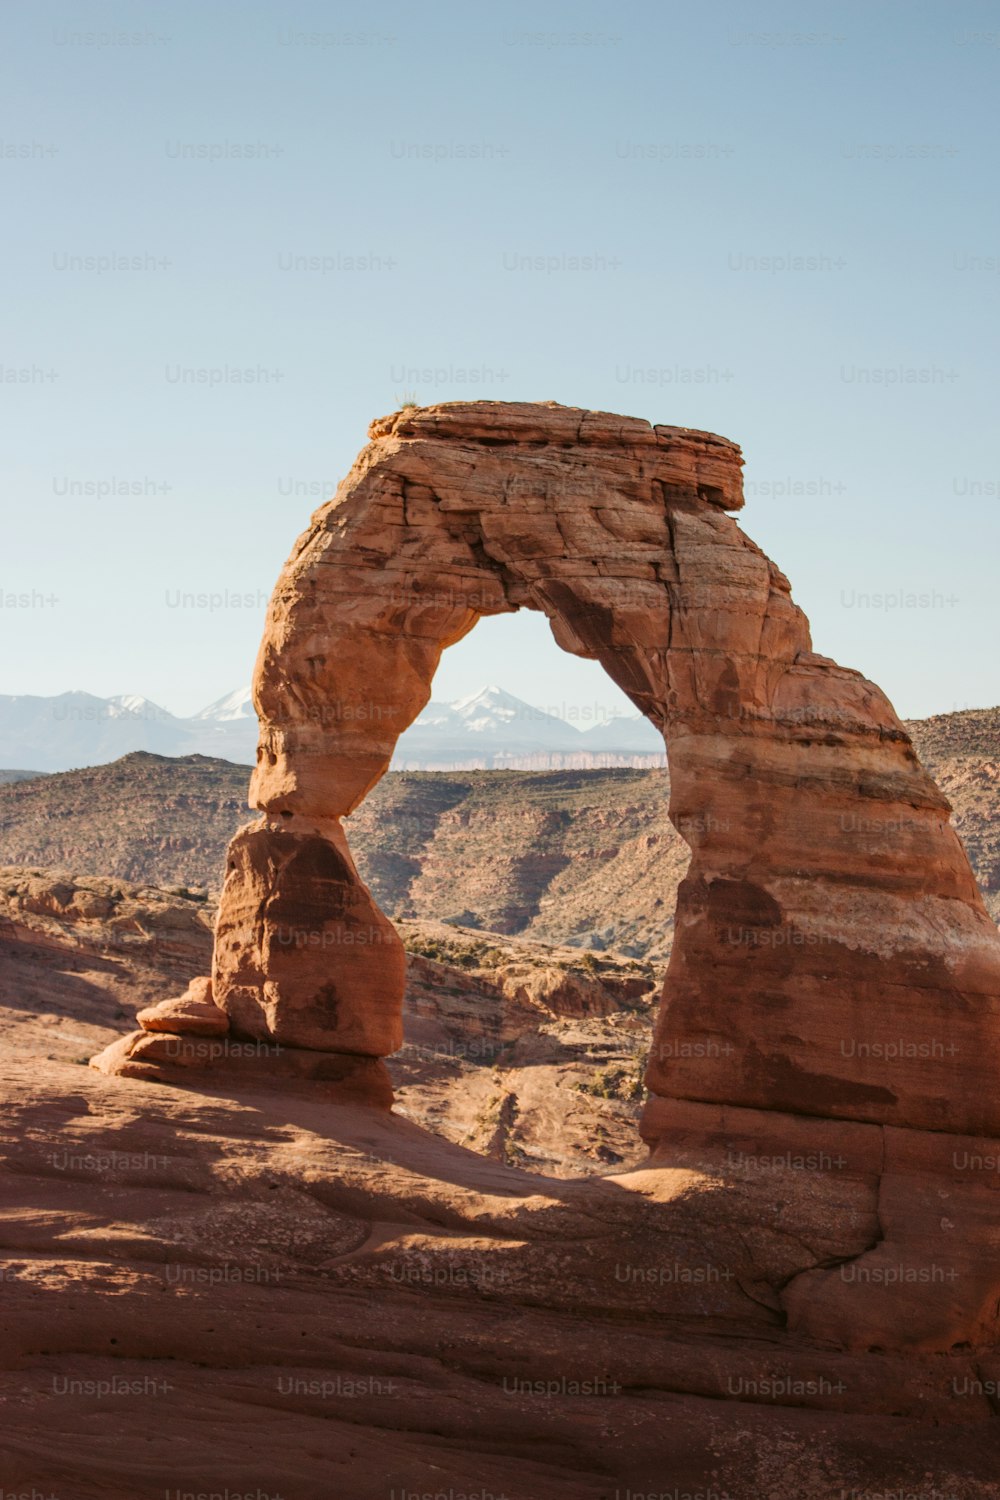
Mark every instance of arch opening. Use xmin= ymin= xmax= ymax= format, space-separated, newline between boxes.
xmin=346 ymin=620 xmax=679 ymax=1174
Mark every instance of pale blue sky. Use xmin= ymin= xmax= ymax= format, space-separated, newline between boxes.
xmin=2 ymin=0 xmax=997 ymax=721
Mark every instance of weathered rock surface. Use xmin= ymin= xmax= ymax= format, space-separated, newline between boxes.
xmin=4 ymin=1051 xmax=1000 ymax=1497
xmin=0 ymin=867 xmax=216 ymax=1068
xmin=145 ymin=400 xmax=1000 ymax=1141
xmin=90 ymin=1027 xmax=395 ymax=1104
xmin=398 ymin=917 xmax=655 ymax=1045
xmin=136 ymin=975 xmax=228 ymax=1036
xmin=211 ymin=818 xmax=406 ymax=1055
xmin=389 ymin=919 xmax=658 ymax=1173
xmin=83 ymin=399 xmax=1000 ymax=1362
xmin=0 ymin=865 xmax=214 ymax=976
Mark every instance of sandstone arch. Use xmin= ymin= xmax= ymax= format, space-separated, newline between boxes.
xmin=190 ymin=399 xmax=1000 ymax=1142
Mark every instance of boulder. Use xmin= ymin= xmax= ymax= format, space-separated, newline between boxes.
xmin=136 ymin=975 xmax=229 ymax=1037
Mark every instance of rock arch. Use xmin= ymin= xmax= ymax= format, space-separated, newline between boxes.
xmin=197 ymin=400 xmax=1000 ymax=1141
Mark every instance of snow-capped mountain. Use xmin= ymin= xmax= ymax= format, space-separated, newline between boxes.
xmin=186 ymin=686 xmax=259 ymax=760
xmin=0 ymin=685 xmax=665 ymax=774
xmin=191 ymin=686 xmax=256 ymax=722
xmin=398 ymin=685 xmax=592 ymax=766
xmin=106 ymin=693 xmax=174 ymax=720
xmin=453 ymin=684 xmax=585 ymax=745
xmin=0 ymin=690 xmax=258 ymax=773
xmin=392 ymin=685 xmax=663 ymax=769
xmin=0 ymin=691 xmax=187 ymax=772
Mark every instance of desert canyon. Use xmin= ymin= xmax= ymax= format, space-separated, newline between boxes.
xmin=3 ymin=402 xmax=1000 ymax=1498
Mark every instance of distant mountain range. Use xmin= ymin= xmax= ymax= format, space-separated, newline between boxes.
xmin=0 ymin=684 xmax=665 ymax=774
xmin=395 ymin=685 xmax=664 ymax=770
xmin=0 ymin=687 xmax=258 ymax=773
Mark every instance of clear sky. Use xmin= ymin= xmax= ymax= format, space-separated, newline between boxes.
xmin=3 ymin=0 xmax=997 ymax=721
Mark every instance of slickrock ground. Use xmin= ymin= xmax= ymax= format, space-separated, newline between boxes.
xmin=4 ymin=1047 xmax=1000 ymax=1496
xmin=4 ymin=889 xmax=1000 ymax=1491
xmin=0 ymin=866 xmax=215 ymax=1064
xmin=391 ymin=919 xmax=657 ymax=1173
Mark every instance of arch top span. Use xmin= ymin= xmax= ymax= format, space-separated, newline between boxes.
xmin=365 ymin=398 xmax=746 ymax=500
xmin=249 ymin=400 xmax=805 ymax=823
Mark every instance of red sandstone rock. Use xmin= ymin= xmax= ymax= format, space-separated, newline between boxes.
xmin=9 ymin=1050 xmax=1000 ymax=1494
xmin=86 ymin=399 xmax=1000 ymax=1356
xmin=136 ymin=975 xmax=228 ymax=1036
xmin=89 ymin=1027 xmax=393 ymax=1104
xmin=212 ymin=818 xmax=405 ymax=1055
xmin=0 ymin=865 xmax=214 ymax=976
xmin=185 ymin=400 xmax=1000 ymax=1138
